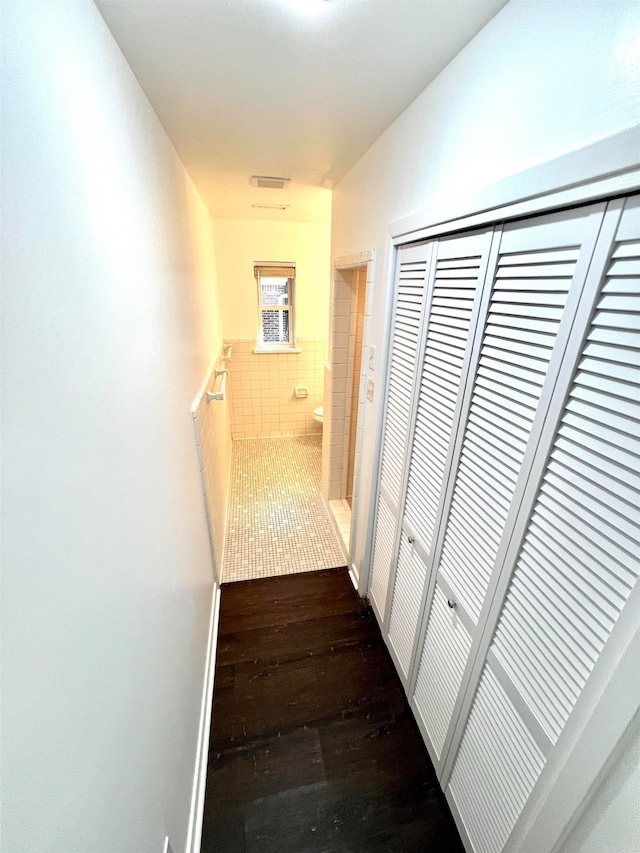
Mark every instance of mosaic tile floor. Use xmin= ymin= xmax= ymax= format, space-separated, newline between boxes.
xmin=222 ymin=436 xmax=347 ymax=583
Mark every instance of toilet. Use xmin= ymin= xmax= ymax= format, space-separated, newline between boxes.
xmin=313 ymin=406 xmax=323 ymax=425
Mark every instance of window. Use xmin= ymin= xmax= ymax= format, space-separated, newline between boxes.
xmin=255 ymin=262 xmax=296 ymax=350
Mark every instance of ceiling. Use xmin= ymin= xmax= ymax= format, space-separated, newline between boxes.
xmin=96 ymin=0 xmax=508 ymax=220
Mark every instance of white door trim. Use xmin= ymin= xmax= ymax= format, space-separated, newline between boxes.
xmin=186 ymin=584 xmax=221 ymax=853
xmin=389 ymin=127 xmax=640 ymax=245
xmin=328 ymin=251 xmax=376 ymax=596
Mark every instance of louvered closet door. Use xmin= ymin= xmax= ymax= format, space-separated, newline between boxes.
xmin=446 ymin=194 xmax=640 ymax=853
xmin=410 ymin=203 xmax=608 ymax=774
xmin=369 ymin=243 xmax=431 ymax=622
xmin=386 ymin=229 xmax=493 ymax=681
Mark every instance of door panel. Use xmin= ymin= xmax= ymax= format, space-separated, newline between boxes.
xmin=386 ymin=229 xmax=494 ymax=681
xmin=410 ymin=203 xmax=609 ymax=774
xmin=368 ymin=244 xmax=432 ymax=623
xmin=413 ymin=583 xmax=473 ymax=760
xmin=446 ymin=195 xmax=639 ymax=853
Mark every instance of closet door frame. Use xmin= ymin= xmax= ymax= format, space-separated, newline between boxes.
xmin=389 ymin=127 xmax=640 ymax=246
xmin=371 ymin=130 xmax=639 ymax=623
xmin=366 ymin=130 xmax=637 ymax=620
xmin=362 ymin=127 xmax=639 ymax=848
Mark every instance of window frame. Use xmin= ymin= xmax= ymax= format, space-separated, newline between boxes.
xmin=254 ymin=262 xmax=297 ymax=352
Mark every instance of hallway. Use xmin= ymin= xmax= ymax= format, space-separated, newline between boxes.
xmin=202 ymin=569 xmax=464 ymax=853
xmin=4 ymin=3 xmax=639 ymax=851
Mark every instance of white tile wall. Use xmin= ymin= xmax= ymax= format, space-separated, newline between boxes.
xmin=225 ymin=338 xmax=326 ymax=439
xmin=323 ymin=266 xmax=371 ymax=503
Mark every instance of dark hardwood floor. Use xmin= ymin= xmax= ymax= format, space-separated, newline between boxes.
xmin=201 ymin=568 xmax=464 ymax=853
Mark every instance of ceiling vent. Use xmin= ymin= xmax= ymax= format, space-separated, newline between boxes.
xmin=252 ymin=203 xmax=290 ymax=210
xmin=250 ymin=175 xmax=291 ymax=190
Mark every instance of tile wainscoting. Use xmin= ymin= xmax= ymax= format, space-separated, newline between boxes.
xmin=225 ymin=338 xmax=326 ymax=439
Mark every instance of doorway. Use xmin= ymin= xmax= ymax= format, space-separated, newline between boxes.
xmin=322 ymin=254 xmax=374 ymax=587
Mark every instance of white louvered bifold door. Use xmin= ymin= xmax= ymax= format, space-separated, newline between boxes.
xmin=446 ymin=195 xmax=640 ymax=853
xmin=408 ymin=203 xmax=609 ymax=775
xmin=368 ymin=243 xmax=432 ymax=623
xmin=386 ymin=229 xmax=494 ymax=682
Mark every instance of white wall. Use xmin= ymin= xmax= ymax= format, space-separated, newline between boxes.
xmin=557 ymin=713 xmax=640 ymax=853
xmin=331 ymin=0 xmax=640 ymax=575
xmin=213 ymin=217 xmax=332 ymax=341
xmin=1 ymin=2 xmax=229 ymax=851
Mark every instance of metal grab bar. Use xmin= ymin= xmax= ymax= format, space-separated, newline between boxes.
xmin=206 ymin=369 xmax=227 ymax=402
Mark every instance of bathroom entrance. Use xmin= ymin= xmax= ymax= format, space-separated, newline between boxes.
xmin=323 ymin=257 xmax=373 ymax=582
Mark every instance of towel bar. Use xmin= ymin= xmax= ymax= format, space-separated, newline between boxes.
xmin=207 ymin=370 xmax=227 ymax=402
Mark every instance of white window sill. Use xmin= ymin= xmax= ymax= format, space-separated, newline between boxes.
xmin=253 ymin=347 xmax=301 ymax=354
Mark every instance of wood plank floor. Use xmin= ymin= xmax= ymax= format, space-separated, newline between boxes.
xmin=201 ymin=568 xmax=464 ymax=853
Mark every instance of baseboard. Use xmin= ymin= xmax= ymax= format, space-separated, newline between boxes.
xmin=185 ymin=584 xmax=222 ymax=853
xmin=231 ymin=431 xmax=323 ymax=441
